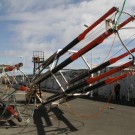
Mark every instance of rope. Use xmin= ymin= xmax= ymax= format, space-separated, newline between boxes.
xmin=79 ymin=13 xmax=116 ymax=48
xmin=63 ymin=68 xmax=135 ymax=119
xmin=116 ymin=31 xmax=135 ymax=58
xmin=63 ymin=77 xmax=122 ymax=119
xmin=64 ymin=88 xmax=115 ymax=119
xmin=114 ymin=0 xmax=127 ymax=30
xmin=109 ymin=33 xmax=135 ymax=59
xmin=100 ymin=33 xmax=116 ymax=64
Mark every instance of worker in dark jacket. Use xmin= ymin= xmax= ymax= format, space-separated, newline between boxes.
xmin=114 ymin=81 xmax=121 ymax=100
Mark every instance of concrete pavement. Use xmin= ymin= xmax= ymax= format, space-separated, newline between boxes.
xmin=0 ymin=96 xmax=135 ymax=135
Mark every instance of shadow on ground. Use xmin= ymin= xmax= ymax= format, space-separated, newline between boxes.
xmin=33 ymin=106 xmax=78 ymax=135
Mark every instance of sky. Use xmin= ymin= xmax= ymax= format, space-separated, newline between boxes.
xmin=0 ymin=0 xmax=135 ymax=74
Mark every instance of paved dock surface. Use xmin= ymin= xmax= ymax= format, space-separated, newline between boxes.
xmin=0 ymin=96 xmax=135 ymax=135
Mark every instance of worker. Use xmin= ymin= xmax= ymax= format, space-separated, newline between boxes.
xmin=114 ymin=81 xmax=121 ymax=100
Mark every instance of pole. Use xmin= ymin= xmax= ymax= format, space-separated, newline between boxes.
xmin=90 ymin=50 xmax=93 ymax=97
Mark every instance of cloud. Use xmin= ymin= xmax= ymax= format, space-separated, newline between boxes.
xmin=0 ymin=0 xmax=135 ymax=70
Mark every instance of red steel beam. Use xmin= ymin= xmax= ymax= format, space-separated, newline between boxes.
xmin=84 ymin=72 xmax=133 ymax=93
xmin=87 ymin=61 xmax=133 ymax=84
xmin=0 ymin=63 xmax=23 ymax=73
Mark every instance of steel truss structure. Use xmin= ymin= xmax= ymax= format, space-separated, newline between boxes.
xmin=0 ymin=6 xmax=135 ymax=131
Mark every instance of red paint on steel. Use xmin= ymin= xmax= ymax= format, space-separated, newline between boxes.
xmin=87 ymin=61 xmax=132 ymax=84
xmin=78 ymin=7 xmax=117 ymax=40
xmin=71 ymin=16 xmax=134 ymax=61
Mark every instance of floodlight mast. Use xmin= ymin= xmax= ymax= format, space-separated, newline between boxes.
xmin=31 ymin=16 xmax=134 ymax=86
